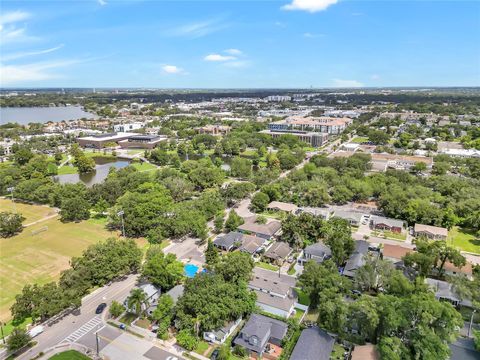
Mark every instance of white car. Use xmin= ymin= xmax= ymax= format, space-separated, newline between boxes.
xmin=28 ymin=325 xmax=44 ymax=338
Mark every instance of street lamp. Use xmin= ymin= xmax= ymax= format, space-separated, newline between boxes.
xmin=117 ymin=210 xmax=125 ymax=238
xmin=468 ymin=309 xmax=477 ymax=338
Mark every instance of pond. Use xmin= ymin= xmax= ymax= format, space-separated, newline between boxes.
xmin=0 ymin=106 xmax=98 ymax=124
xmin=54 ymin=158 xmax=130 ymax=187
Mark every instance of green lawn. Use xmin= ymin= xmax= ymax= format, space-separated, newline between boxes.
xmin=57 ymin=164 xmax=78 ymax=175
xmin=194 ymin=340 xmax=210 ymax=355
xmin=257 ymin=211 xmax=286 ymax=220
xmin=0 ymin=206 xmax=119 ymax=321
xmin=295 ymin=288 xmax=311 ymax=306
xmin=49 ymin=350 xmax=91 ymax=360
xmin=304 ymin=309 xmax=319 ymax=323
xmin=126 ymin=149 xmax=145 ymax=156
xmin=0 ymin=317 xmax=32 ymax=340
xmin=372 ymin=230 xmax=407 ymax=241
xmin=292 ymin=308 xmax=305 ymax=323
xmin=351 ymin=136 xmax=369 ymax=143
xmin=449 ymin=227 xmax=480 ymax=254
xmin=131 ymin=162 xmax=157 ymax=172
xmin=0 ymin=198 xmax=57 ymax=224
xmin=330 ymin=344 xmax=346 ymax=360
xmin=256 ymin=262 xmax=279 ymax=271
xmin=119 ymin=312 xmax=137 ymax=325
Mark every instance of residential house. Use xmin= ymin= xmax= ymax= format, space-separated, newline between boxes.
xmin=449 ymin=338 xmax=479 ymax=360
xmin=203 ymin=318 xmax=242 ymax=344
xmin=240 ymin=235 xmax=267 ymax=255
xmin=333 ymin=210 xmax=363 ymax=226
xmin=166 ymin=285 xmax=184 ymax=305
xmin=298 ymin=242 xmax=332 ymax=266
xmin=290 ymin=327 xmax=335 ymax=360
xmin=414 ymin=223 xmax=448 ymax=241
xmin=267 ymin=201 xmax=298 ymax=214
xmin=213 ymin=231 xmax=244 ymax=252
xmin=233 ymin=314 xmax=288 ymax=357
xmin=238 ymin=219 xmax=282 ymax=240
xmin=125 ymin=283 xmax=161 ymax=316
xmin=370 ymin=216 xmax=404 ymax=233
xmin=248 ymin=267 xmax=298 ymax=318
xmin=342 ymin=240 xmax=370 ymax=278
xmin=425 ymin=278 xmax=473 ymax=307
xmin=296 ymin=207 xmax=333 ymax=220
xmin=264 ymin=242 xmax=292 ymax=265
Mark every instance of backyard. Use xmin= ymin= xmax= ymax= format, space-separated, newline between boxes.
xmin=449 ymin=227 xmax=480 ymax=254
xmin=0 ymin=201 xmax=119 ymax=321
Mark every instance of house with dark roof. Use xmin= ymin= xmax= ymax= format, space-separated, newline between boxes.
xmin=166 ymin=284 xmax=184 ymax=305
xmin=369 ymin=216 xmax=404 ymax=233
xmin=290 ymin=327 xmax=335 ymax=360
xmin=238 ymin=219 xmax=282 ymax=240
xmin=298 ymin=242 xmax=331 ymax=266
xmin=248 ymin=267 xmax=298 ymax=318
xmin=233 ymin=314 xmax=288 ymax=357
xmin=213 ymin=231 xmax=244 ymax=251
xmin=264 ymin=242 xmax=292 ymax=265
xmin=449 ymin=338 xmax=479 ymax=360
xmin=342 ymin=240 xmax=370 ymax=278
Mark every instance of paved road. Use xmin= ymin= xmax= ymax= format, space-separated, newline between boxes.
xmin=17 ymin=274 xmax=139 ymax=360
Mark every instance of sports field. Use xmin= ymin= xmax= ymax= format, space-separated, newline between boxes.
xmin=0 ymin=198 xmax=57 ymax=225
xmin=0 ymin=200 xmax=119 ymax=321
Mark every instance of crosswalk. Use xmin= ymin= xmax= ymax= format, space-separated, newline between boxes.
xmin=61 ymin=316 xmax=104 ymax=343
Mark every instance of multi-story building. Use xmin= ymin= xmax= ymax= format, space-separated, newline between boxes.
xmin=268 ymin=116 xmax=353 ymax=135
xmin=113 ymin=122 xmax=145 ymax=132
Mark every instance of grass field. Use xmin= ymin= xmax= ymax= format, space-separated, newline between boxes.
xmin=351 ymin=136 xmax=369 ymax=143
xmin=57 ymin=164 xmax=78 ymax=175
xmin=49 ymin=350 xmax=91 ymax=359
xmin=0 ymin=202 xmax=119 ymax=321
xmin=131 ymin=162 xmax=157 ymax=172
xmin=0 ymin=198 xmax=57 ymax=224
xmin=449 ymin=227 xmax=480 ymax=254
xmin=256 ymin=261 xmax=279 ymax=271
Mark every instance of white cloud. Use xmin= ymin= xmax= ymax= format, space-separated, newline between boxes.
xmin=283 ymin=0 xmax=339 ymax=13
xmin=168 ymin=19 xmax=228 ymax=39
xmin=204 ymin=54 xmax=236 ymax=62
xmin=98 ymin=0 xmax=107 ymax=5
xmin=225 ymin=48 xmax=242 ymax=56
xmin=0 ymin=59 xmax=78 ymax=85
xmin=162 ymin=65 xmax=184 ymax=74
xmin=0 ymin=10 xmax=31 ymax=25
xmin=332 ymin=78 xmax=364 ymax=88
xmin=2 ymin=44 xmax=64 ymax=61
xmin=303 ymin=32 xmax=325 ymax=38
xmin=371 ymin=74 xmax=380 ymax=80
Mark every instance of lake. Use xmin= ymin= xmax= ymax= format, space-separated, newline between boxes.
xmin=54 ymin=158 xmax=130 ymax=187
xmin=0 ymin=106 xmax=98 ymax=125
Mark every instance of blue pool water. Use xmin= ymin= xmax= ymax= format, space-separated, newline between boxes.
xmin=184 ymin=263 xmax=199 ymax=278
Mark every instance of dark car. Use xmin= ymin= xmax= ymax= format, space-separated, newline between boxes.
xmin=95 ymin=303 xmax=107 ymax=314
xmin=210 ymin=349 xmax=219 ymax=360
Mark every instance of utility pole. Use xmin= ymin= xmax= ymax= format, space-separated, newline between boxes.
xmin=468 ymin=309 xmax=476 ymax=337
xmin=117 ymin=210 xmax=125 ymax=238
xmin=96 ymin=330 xmax=100 ymax=356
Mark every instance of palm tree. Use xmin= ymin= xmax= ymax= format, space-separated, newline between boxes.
xmin=127 ymin=288 xmax=148 ymax=316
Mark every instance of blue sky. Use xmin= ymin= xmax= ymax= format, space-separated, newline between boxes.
xmin=1 ymin=0 xmax=479 ymax=88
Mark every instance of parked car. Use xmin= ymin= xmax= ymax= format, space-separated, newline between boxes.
xmin=210 ymin=349 xmax=219 ymax=360
xmin=95 ymin=303 xmax=107 ymax=314
xmin=27 ymin=325 xmax=44 ymax=338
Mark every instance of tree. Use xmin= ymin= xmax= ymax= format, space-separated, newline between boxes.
xmin=218 ymin=344 xmax=232 ymax=360
xmin=176 ymin=329 xmax=198 ymax=351
xmin=323 ymin=218 xmax=355 ymax=266
xmin=205 ymin=239 xmax=219 ymax=266
xmin=410 ymin=162 xmax=427 ymax=175
xmin=152 ymin=295 xmax=174 ymax=340
xmin=0 ymin=211 xmax=25 ymax=238
xmin=250 ymin=192 xmax=270 ymax=213
xmin=474 ymin=329 xmax=480 ymax=351
xmin=109 ymin=300 xmax=125 ymax=318
xmin=213 ymin=251 xmax=254 ymax=284
xmin=74 ymin=154 xmax=96 ymax=174
xmin=7 ymin=328 xmax=31 ymax=352
xmin=354 ymin=255 xmax=395 ymax=293
xmin=281 ymin=212 xmax=325 ymax=249
xmin=13 ymin=147 xmax=34 ymax=165
xmin=127 ymin=288 xmax=148 ymax=316
xmin=142 ymin=247 xmax=184 ymax=290
xmin=368 ymin=130 xmax=390 ymax=145
xmin=60 ymin=196 xmax=91 ymax=222
xmin=213 ymin=212 xmax=224 ymax=233
xmin=224 ymin=210 xmax=244 ymax=232
xmin=230 ymin=157 xmax=252 ymax=179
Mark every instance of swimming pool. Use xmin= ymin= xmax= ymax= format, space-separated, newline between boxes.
xmin=184 ymin=263 xmax=199 ymax=278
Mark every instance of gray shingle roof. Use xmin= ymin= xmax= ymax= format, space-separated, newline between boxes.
xmin=233 ymin=314 xmax=288 ymax=354
xmin=304 ymin=242 xmax=332 ymax=259
xmin=213 ymin=231 xmax=243 ymax=250
xmin=290 ymin=327 xmax=335 ymax=360
xmin=343 ymin=240 xmax=369 ymax=277
xmin=264 ymin=242 xmax=292 ymax=261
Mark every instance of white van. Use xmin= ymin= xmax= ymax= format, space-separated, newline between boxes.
xmin=27 ymin=325 xmax=44 ymax=338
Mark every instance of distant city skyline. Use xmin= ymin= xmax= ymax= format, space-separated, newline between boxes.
xmin=1 ymin=0 xmax=479 ymax=88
